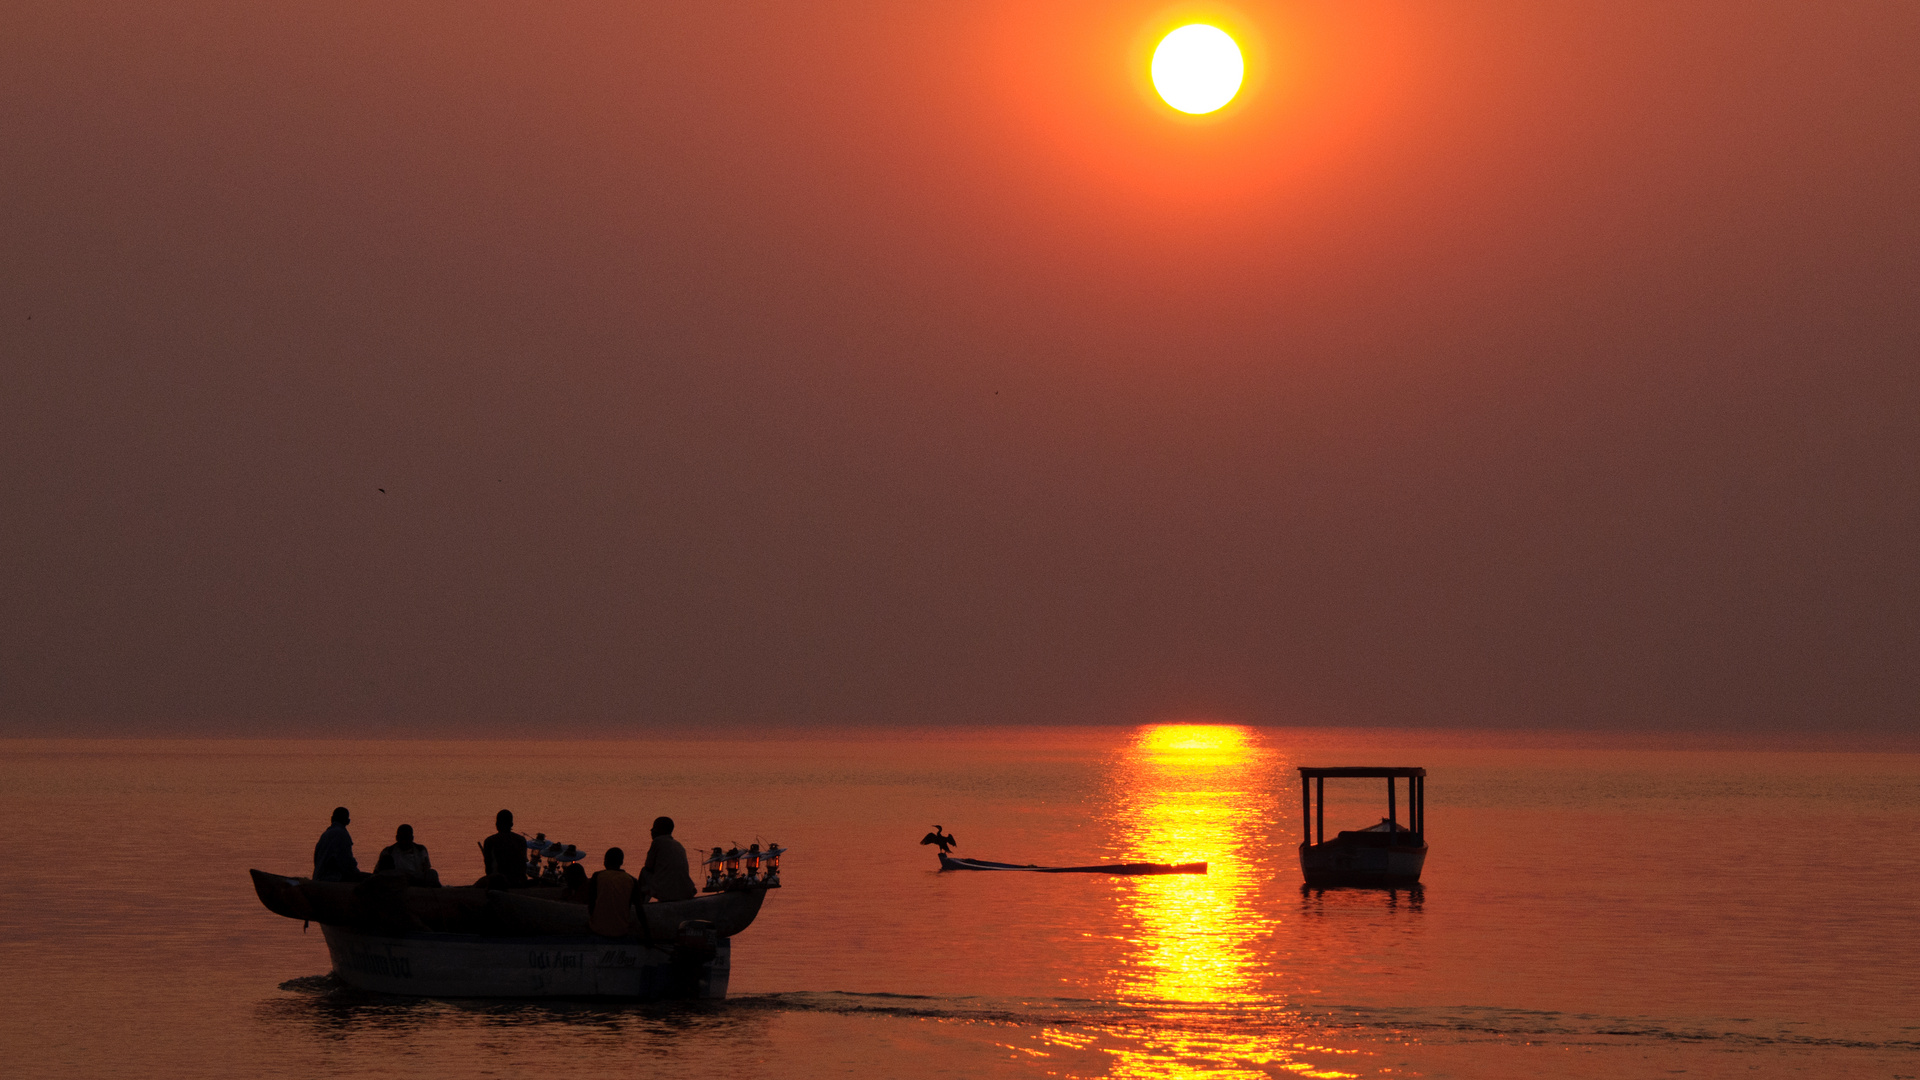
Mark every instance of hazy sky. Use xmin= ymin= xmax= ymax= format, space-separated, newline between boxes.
xmin=3 ymin=1 xmax=1915 ymax=735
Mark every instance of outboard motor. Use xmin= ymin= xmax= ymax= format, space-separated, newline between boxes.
xmin=669 ymin=919 xmax=718 ymax=996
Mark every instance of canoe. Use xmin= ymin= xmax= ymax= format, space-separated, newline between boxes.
xmin=937 ymin=853 xmax=1206 ymax=875
xmin=249 ymin=869 xmax=768 ymax=998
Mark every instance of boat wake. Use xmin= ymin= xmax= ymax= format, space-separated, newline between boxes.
xmin=732 ymin=990 xmax=1920 ymax=1055
xmin=271 ymin=974 xmax=1919 ymax=1052
xmin=261 ymin=976 xmax=1918 ymax=1076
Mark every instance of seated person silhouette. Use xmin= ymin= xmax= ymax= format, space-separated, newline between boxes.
xmin=559 ymin=860 xmax=591 ymax=904
xmin=588 ymin=848 xmax=637 ymax=936
xmin=479 ymin=809 xmax=530 ymax=889
xmin=638 ymin=817 xmax=698 ymax=903
xmin=374 ymin=823 xmax=440 ymax=887
xmin=313 ymin=807 xmax=369 ymax=882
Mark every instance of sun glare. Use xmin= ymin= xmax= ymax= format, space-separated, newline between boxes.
xmin=1151 ymin=24 xmax=1244 ymax=115
xmin=1137 ymin=723 xmax=1249 ymax=755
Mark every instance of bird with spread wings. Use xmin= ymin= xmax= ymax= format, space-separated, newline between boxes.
xmin=919 ymin=825 xmax=957 ymax=854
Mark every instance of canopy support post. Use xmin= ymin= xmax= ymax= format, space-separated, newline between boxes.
xmin=1416 ymin=775 xmax=1424 ymax=839
xmin=1301 ymin=775 xmax=1311 ymax=844
xmin=1314 ymin=776 xmax=1324 ymax=845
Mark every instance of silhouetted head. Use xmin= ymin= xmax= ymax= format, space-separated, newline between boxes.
xmin=496 ymin=809 xmax=513 ymax=832
xmin=563 ymin=862 xmax=587 ymax=888
xmin=331 ymin=807 xmax=350 ymax=825
xmin=604 ymin=847 xmax=624 ymax=869
xmin=651 ymin=816 xmax=674 ymax=837
xmin=395 ymin=824 xmax=413 ymax=844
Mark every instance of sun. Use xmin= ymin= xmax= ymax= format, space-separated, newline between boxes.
xmin=1151 ymin=24 xmax=1245 ymax=115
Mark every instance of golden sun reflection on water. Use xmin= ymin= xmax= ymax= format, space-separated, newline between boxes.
xmin=1110 ymin=723 xmax=1279 ymax=1004
xmin=1062 ymin=725 xmax=1361 ymax=1079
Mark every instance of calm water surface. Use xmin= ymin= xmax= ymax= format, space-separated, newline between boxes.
xmin=2 ymin=728 xmax=1916 ymax=1078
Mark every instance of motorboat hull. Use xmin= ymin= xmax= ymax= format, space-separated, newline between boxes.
xmin=320 ymin=924 xmax=730 ymax=999
xmin=250 ymin=869 xmax=765 ymax=999
xmin=1298 ymin=840 xmax=1427 ymax=888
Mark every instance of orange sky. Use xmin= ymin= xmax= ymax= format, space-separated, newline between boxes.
xmin=2 ymin=1 xmax=1915 ymax=734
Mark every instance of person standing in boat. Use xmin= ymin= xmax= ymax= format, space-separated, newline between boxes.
xmin=637 ymin=816 xmax=697 ymax=902
xmin=586 ymin=847 xmax=637 ymax=935
xmin=479 ymin=809 xmax=530 ymax=888
xmin=373 ymin=823 xmax=440 ymax=887
xmin=313 ymin=806 xmax=367 ymax=882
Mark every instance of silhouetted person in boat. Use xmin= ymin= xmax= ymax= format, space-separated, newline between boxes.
xmin=638 ymin=816 xmax=698 ymax=902
xmin=313 ymin=806 xmax=368 ymax=882
xmin=559 ymin=861 xmax=591 ymax=904
xmin=374 ymin=823 xmax=440 ymax=887
xmin=479 ymin=809 xmax=530 ymax=889
xmin=588 ymin=847 xmax=637 ymax=935
xmin=919 ymin=826 xmax=958 ymax=855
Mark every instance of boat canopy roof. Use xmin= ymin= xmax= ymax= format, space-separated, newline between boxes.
xmin=1298 ymin=766 xmax=1425 ymax=778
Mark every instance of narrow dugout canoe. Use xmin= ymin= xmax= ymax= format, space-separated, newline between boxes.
xmin=937 ymin=853 xmax=1206 ymax=875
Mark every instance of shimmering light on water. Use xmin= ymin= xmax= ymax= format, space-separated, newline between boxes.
xmin=1069 ymin=725 xmax=1372 ymax=1079
xmin=1108 ymin=724 xmax=1276 ymax=1004
xmin=1089 ymin=725 xmax=1330 ymax=1078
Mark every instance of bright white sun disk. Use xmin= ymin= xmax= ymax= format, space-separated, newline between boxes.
xmin=1151 ymin=24 xmax=1244 ymax=115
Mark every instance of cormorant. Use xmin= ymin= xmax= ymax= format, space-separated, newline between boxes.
xmin=919 ymin=825 xmax=958 ymax=854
